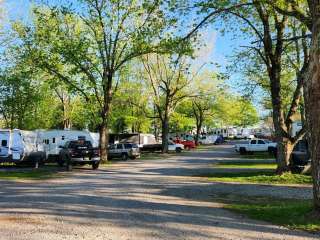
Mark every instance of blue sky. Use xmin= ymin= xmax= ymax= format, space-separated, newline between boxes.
xmin=2 ymin=0 xmax=266 ymax=115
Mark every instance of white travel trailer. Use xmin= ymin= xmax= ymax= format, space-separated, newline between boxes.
xmin=0 ymin=129 xmax=45 ymax=165
xmin=37 ymin=130 xmax=95 ymax=161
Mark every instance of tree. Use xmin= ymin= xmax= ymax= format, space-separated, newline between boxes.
xmin=142 ymin=54 xmax=191 ymax=152
xmin=16 ymin=0 xmax=178 ymax=161
xmin=265 ymin=0 xmax=320 ymax=216
xmin=189 ymin=0 xmax=308 ymax=174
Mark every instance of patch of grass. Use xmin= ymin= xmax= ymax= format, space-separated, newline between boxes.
xmin=0 ymin=169 xmax=61 ymax=180
xmin=219 ymin=194 xmax=320 ymax=233
xmin=200 ymin=171 xmax=312 ymax=185
xmin=139 ymin=152 xmax=169 ymax=160
xmin=240 ymin=152 xmax=275 ymax=160
xmin=214 ymin=162 xmax=277 ymax=169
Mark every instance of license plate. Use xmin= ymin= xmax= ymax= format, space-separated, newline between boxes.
xmin=84 ymin=157 xmax=90 ymax=161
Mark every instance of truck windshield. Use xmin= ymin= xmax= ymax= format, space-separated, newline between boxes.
xmin=68 ymin=141 xmax=92 ymax=149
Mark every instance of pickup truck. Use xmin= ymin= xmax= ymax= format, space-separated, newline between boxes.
xmin=235 ymin=139 xmax=277 ymax=155
xmin=58 ymin=140 xmax=100 ymax=171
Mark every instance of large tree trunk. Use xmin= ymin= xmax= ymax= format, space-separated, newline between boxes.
xmin=161 ymin=116 xmax=169 ymax=153
xmin=270 ymin=71 xmax=291 ymax=174
xmin=99 ymin=122 xmax=108 ymax=163
xmin=306 ymin=11 xmax=320 ymax=212
xmin=195 ymin=125 xmax=201 ymax=146
xmin=276 ymin=138 xmax=294 ymax=174
xmin=99 ymin=73 xmax=113 ymax=162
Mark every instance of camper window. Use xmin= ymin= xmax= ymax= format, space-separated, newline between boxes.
xmin=1 ymin=140 xmax=7 ymax=147
xmin=53 ymin=138 xmax=56 ymax=143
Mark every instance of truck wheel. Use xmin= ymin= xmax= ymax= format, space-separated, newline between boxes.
xmin=176 ymin=147 xmax=182 ymax=153
xmin=92 ymin=162 xmax=100 ymax=170
xmin=66 ymin=157 xmax=72 ymax=171
xmin=268 ymin=147 xmax=277 ymax=157
xmin=121 ymin=153 xmax=128 ymax=161
xmin=57 ymin=157 xmax=64 ymax=167
xmin=239 ymin=147 xmax=246 ymax=155
xmin=66 ymin=162 xmax=73 ymax=171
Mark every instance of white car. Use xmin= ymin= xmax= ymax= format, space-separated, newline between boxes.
xmin=235 ymin=139 xmax=277 ymax=154
xmin=168 ymin=141 xmax=184 ymax=152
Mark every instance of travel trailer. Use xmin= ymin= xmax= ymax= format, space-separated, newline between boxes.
xmin=0 ymin=129 xmax=45 ymax=166
xmin=37 ymin=130 xmax=95 ymax=161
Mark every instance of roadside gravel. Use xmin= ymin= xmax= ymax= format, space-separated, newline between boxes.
xmin=0 ymin=143 xmax=317 ymax=240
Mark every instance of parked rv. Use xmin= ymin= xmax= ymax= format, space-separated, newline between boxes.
xmin=0 ymin=129 xmax=46 ymax=167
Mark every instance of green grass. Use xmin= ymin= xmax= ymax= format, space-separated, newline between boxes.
xmin=199 ymin=171 xmax=312 ymax=185
xmin=214 ymin=162 xmax=277 ymax=169
xmin=219 ymin=195 xmax=320 ymax=233
xmin=139 ymin=152 xmax=171 ymax=160
xmin=0 ymin=169 xmax=62 ymax=180
xmin=240 ymin=152 xmax=275 ymax=159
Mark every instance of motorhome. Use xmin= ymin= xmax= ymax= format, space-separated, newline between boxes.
xmin=0 ymin=129 xmax=45 ymax=166
xmin=37 ymin=130 xmax=95 ymax=161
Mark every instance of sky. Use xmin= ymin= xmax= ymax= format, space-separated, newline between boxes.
xmin=1 ymin=0 xmax=266 ymax=115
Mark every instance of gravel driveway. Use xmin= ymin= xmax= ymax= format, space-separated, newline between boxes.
xmin=0 ymin=143 xmax=317 ymax=240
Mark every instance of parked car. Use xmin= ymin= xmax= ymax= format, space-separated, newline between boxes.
xmin=291 ymin=140 xmax=310 ymax=173
xmin=235 ymin=139 xmax=277 ymax=155
xmin=198 ymin=135 xmax=218 ymax=145
xmin=58 ymin=140 xmax=100 ymax=170
xmin=108 ymin=143 xmax=141 ymax=160
xmin=214 ymin=135 xmax=224 ymax=145
xmin=168 ymin=141 xmax=184 ymax=152
xmin=173 ymin=139 xmax=196 ymax=150
xmin=140 ymin=141 xmax=185 ymax=153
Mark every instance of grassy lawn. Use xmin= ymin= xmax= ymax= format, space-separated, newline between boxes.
xmin=214 ymin=161 xmax=277 ymax=169
xmin=240 ymin=152 xmax=275 ymax=160
xmin=0 ymin=168 xmax=62 ymax=180
xmin=218 ymin=194 xmax=320 ymax=233
xmin=139 ymin=152 xmax=170 ymax=160
xmin=199 ymin=171 xmax=312 ymax=185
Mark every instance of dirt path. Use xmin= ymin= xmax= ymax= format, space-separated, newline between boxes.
xmin=0 ymin=143 xmax=317 ymax=240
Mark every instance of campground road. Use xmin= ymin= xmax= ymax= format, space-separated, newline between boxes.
xmin=0 ymin=143 xmax=317 ymax=240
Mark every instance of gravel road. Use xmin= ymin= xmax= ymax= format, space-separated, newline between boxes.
xmin=0 ymin=143 xmax=317 ymax=240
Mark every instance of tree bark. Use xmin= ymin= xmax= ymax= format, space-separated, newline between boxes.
xmin=276 ymin=138 xmax=294 ymax=173
xmin=99 ymin=122 xmax=108 ymax=163
xmin=161 ymin=114 xmax=169 ymax=153
xmin=306 ymin=7 xmax=320 ymax=212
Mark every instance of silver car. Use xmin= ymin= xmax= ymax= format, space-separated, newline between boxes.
xmin=108 ymin=143 xmax=141 ymax=160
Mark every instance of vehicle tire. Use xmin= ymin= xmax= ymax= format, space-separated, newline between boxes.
xmin=268 ymin=147 xmax=277 ymax=157
xmin=121 ymin=153 xmax=128 ymax=161
xmin=239 ymin=147 xmax=246 ymax=155
xmin=57 ymin=157 xmax=64 ymax=167
xmin=66 ymin=157 xmax=73 ymax=171
xmin=92 ymin=162 xmax=100 ymax=170
xmin=176 ymin=147 xmax=182 ymax=153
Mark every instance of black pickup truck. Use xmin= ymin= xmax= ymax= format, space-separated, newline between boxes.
xmin=58 ymin=140 xmax=100 ymax=171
